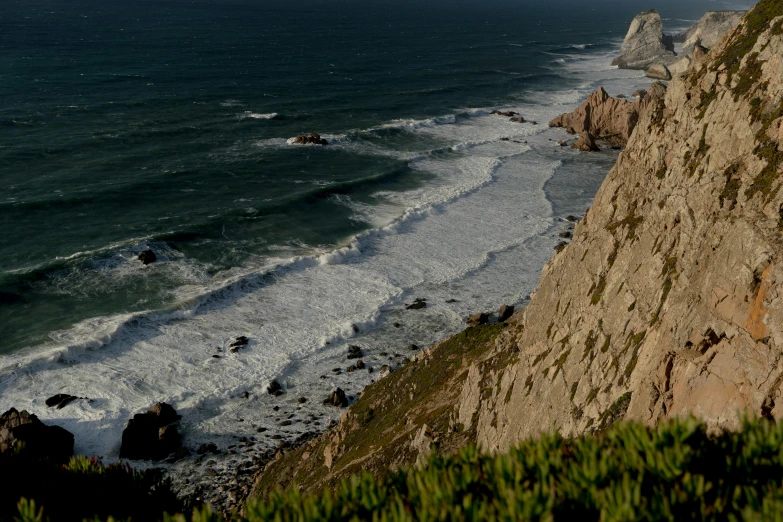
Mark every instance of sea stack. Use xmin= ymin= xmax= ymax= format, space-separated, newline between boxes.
xmin=611 ymin=10 xmax=676 ymax=70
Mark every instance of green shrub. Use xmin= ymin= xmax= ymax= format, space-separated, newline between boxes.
xmin=2 ymin=445 xmax=187 ymax=522
xmin=26 ymin=417 xmax=783 ymax=521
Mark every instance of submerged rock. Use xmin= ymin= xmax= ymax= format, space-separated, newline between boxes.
xmin=405 ymin=298 xmax=427 ymax=310
xmin=138 ymin=250 xmax=157 ymax=265
xmin=491 ymin=110 xmax=518 ymax=117
xmin=347 ymin=345 xmax=363 ymax=359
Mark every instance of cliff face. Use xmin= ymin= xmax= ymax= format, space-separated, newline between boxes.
xmin=249 ymin=3 xmax=783 ymax=502
xmin=464 ymin=2 xmax=783 ymax=453
xmin=676 ymin=11 xmax=748 ymax=54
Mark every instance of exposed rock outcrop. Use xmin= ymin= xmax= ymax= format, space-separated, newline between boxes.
xmin=0 ymin=408 xmax=74 ymax=463
xmin=549 ymin=87 xmax=648 ymax=147
xmin=572 ymin=131 xmax=599 ymax=152
xmin=612 ymin=10 xmax=676 ymax=70
xmin=119 ymin=402 xmax=182 ymax=461
xmin=292 ymin=133 xmax=328 ymax=145
xmin=675 ymin=11 xmax=747 ymax=53
xmin=645 ymin=63 xmax=672 ymax=81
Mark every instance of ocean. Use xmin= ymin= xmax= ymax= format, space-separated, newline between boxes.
xmin=0 ymin=0 xmax=753 ymax=482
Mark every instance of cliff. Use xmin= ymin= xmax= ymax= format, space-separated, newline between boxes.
xmin=466 ymin=0 xmax=783 ymax=452
xmin=675 ymin=11 xmax=748 ymax=54
xmin=249 ymin=1 xmax=783 ymax=502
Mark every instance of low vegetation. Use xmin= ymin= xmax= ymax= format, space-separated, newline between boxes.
xmin=2 ymin=444 xmax=187 ymax=522
xmin=15 ymin=417 xmax=783 ymax=521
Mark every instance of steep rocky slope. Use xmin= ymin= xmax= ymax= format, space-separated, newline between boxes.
xmin=466 ymin=1 xmax=783 ymax=453
xmin=248 ymin=2 xmax=783 ymax=502
xmin=675 ymin=11 xmax=748 ymax=54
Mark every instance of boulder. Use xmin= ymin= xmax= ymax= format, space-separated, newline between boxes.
xmin=466 ymin=313 xmax=489 ymax=326
xmin=573 ymin=131 xmax=599 ymax=152
xmin=355 ymin=360 xmax=366 ymax=369
xmin=347 ymin=345 xmax=363 ymax=359
xmin=691 ymin=44 xmax=710 ymax=70
xmin=510 ymin=115 xmax=526 ymax=123
xmin=323 ymin=388 xmax=349 ymax=407
xmin=408 ymin=344 xmax=419 ymax=351
xmin=45 ymin=394 xmax=80 ymax=409
xmin=490 ymin=110 xmax=518 ymax=117
xmin=119 ymin=402 xmax=182 ymax=461
xmin=267 ymin=380 xmax=283 ymax=396
xmin=645 ymin=63 xmax=672 ymax=81
xmin=498 ymin=305 xmax=515 ymax=322
xmin=229 ymin=336 xmax=249 ymax=353
xmin=612 ymin=10 xmax=676 ymax=70
xmin=138 ymin=250 xmax=157 ymax=265
xmin=0 ymin=408 xmax=74 ymax=463
xmin=405 ymin=298 xmax=427 ymax=310
xmin=293 ymin=132 xmax=328 ymax=145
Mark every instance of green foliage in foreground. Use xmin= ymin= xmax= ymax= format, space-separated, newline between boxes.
xmin=14 ymin=417 xmax=783 ymax=521
xmin=2 ymin=446 xmax=186 ymax=522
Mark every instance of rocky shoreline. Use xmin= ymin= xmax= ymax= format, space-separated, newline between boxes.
xmin=5 ymin=4 xmax=770 ymax=517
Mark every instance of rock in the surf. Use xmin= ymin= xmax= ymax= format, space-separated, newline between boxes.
xmin=119 ymin=402 xmax=182 ymax=461
xmin=323 ymin=388 xmax=349 ymax=407
xmin=293 ymin=132 xmax=328 ymax=145
xmin=138 ymin=250 xmax=157 ymax=265
xmin=229 ymin=336 xmax=249 ymax=353
xmin=0 ymin=408 xmax=74 ymax=463
xmin=491 ymin=110 xmax=518 ymax=117
xmin=405 ymin=298 xmax=427 ymax=310
xmin=347 ymin=345 xmax=363 ymax=359
xmin=45 ymin=394 xmax=80 ymax=409
xmin=510 ymin=115 xmax=526 ymax=123
xmin=267 ymin=380 xmax=284 ymax=396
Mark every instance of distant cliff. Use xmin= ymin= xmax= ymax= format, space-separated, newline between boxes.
xmin=248 ymin=1 xmax=783 ymax=502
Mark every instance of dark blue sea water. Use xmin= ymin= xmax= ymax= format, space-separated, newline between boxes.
xmin=0 ymin=0 xmax=755 ymax=471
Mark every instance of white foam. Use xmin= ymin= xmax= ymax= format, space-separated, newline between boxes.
xmin=240 ymin=112 xmax=279 ymax=120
